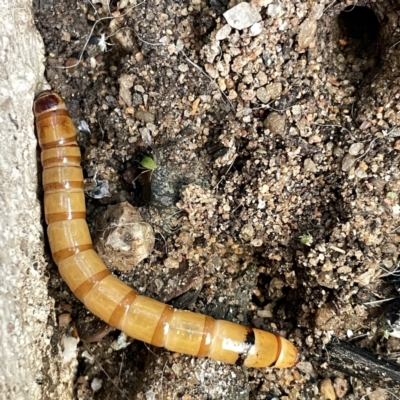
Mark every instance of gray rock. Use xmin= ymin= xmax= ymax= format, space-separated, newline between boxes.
xmin=132 ymin=92 xmax=143 ymax=105
xmin=135 ymin=109 xmax=156 ymax=123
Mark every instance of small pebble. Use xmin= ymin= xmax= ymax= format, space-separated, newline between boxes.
xmin=256 ymin=87 xmax=271 ymax=103
xmin=341 ymin=154 xmax=356 ymax=172
xmin=91 ymin=378 xmax=103 ymax=392
xmin=349 ymin=142 xmax=364 ymax=156
xmin=355 ymin=167 xmax=368 ymax=179
xmin=298 ymin=18 xmax=318 ymax=49
xmin=135 ymin=109 xmax=155 ymax=123
xmin=264 ymin=112 xmax=286 ymax=135
xmin=132 ymin=92 xmax=143 ymax=105
xmin=381 ymin=243 xmax=397 ymax=254
xmin=304 ymin=158 xmax=317 ymax=173
xmin=249 ymin=22 xmax=263 ymax=36
xmin=223 ymin=2 xmax=261 ymax=30
xmin=58 ymin=313 xmax=71 ymax=328
xmin=62 ymin=336 xmax=79 ymax=364
xmin=320 ymin=378 xmax=336 ymax=400
xmin=216 ymin=24 xmax=232 ymax=41
xmin=266 ymin=82 xmax=282 ymax=99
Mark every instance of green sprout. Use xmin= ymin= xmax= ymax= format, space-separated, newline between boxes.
xmin=140 ymin=156 xmax=157 ymax=170
xmin=299 ymin=233 xmax=314 ymax=246
xmin=387 ymin=192 xmax=398 ymax=200
xmin=132 ymin=156 xmax=158 ymax=184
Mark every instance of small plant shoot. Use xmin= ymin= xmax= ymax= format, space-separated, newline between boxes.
xmin=140 ymin=156 xmax=157 ymax=171
xmin=299 ymin=234 xmax=314 ymax=246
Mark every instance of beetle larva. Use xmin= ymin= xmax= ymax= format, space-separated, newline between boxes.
xmin=34 ymin=91 xmax=298 ymax=368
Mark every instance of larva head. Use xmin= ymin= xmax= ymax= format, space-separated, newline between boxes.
xmin=34 ymin=91 xmax=77 ymax=148
xmin=34 ymin=91 xmax=66 ymax=116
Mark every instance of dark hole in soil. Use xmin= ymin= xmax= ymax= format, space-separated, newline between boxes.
xmin=337 ymin=5 xmax=380 ymax=55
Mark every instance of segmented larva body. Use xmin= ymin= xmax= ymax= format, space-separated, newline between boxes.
xmin=34 ymin=91 xmax=298 ymax=369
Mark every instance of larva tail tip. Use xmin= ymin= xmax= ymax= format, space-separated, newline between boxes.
xmin=274 ymin=336 xmax=299 ymax=369
xmin=34 ymin=91 xmax=64 ymax=115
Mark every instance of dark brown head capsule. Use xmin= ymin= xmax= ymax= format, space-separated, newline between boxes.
xmin=34 ymin=91 xmax=64 ymax=115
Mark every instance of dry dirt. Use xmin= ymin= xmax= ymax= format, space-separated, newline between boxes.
xmin=33 ymin=0 xmax=400 ymax=399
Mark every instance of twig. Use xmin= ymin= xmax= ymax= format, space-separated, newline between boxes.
xmin=313 ymin=123 xmax=356 ymax=141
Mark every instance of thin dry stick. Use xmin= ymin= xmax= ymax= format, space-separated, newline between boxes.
xmin=355 ymin=137 xmax=378 ymax=162
xmin=363 ymin=297 xmax=397 ymax=307
xmin=213 ymin=157 xmax=236 ymax=190
xmin=160 ymin=359 xmax=168 ymax=400
xmin=323 ymin=0 xmax=337 ymax=14
xmin=342 ymin=1 xmax=358 ymax=13
xmin=380 ymin=261 xmax=400 ymax=278
xmin=389 ymin=224 xmax=400 ymax=234
xmin=178 ymin=47 xmax=234 ymax=109
xmin=313 ymin=123 xmax=356 ymax=141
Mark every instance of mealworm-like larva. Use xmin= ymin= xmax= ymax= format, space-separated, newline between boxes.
xmin=34 ymin=91 xmax=299 ymax=368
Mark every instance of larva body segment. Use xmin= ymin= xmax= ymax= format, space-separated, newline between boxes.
xmin=34 ymin=91 xmax=298 ymax=369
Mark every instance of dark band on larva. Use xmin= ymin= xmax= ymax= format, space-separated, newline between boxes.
xmin=42 ymin=135 xmax=78 ymax=149
xmin=151 ymin=306 xmax=174 ymax=347
xmin=42 ymin=156 xmax=81 ymax=168
xmin=198 ymin=315 xmax=216 ymax=357
xmin=108 ymin=290 xmax=138 ymax=328
xmin=74 ymin=269 xmax=111 ymax=300
xmin=273 ymin=335 xmax=282 ymax=367
xmin=235 ymin=328 xmax=256 ymax=366
xmin=35 ymin=108 xmax=70 ymax=124
xmin=52 ymin=243 xmax=93 ymax=264
xmin=43 ymin=181 xmax=84 ymax=191
xmin=46 ymin=211 xmax=87 ymax=224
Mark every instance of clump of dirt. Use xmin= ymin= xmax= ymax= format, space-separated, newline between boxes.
xmin=33 ymin=0 xmax=400 ymax=399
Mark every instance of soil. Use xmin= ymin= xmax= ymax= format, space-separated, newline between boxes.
xmin=33 ymin=0 xmax=400 ymax=399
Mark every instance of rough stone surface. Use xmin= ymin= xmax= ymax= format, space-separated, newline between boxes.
xmin=0 ymin=1 xmax=73 ymax=399
xmin=298 ymin=17 xmax=318 ymax=49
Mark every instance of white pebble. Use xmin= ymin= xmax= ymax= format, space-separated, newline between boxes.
xmin=249 ymin=22 xmax=263 ymax=36
xmin=91 ymin=378 xmax=103 ymax=392
xmin=216 ymin=24 xmax=232 ymax=41
xmin=61 ymin=336 xmax=79 ymax=364
xmin=349 ymin=142 xmax=364 ymax=156
xmin=178 ymin=63 xmax=189 ymax=72
xmin=355 ymin=168 xmax=368 ymax=179
xmin=223 ymin=2 xmax=262 ymax=30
